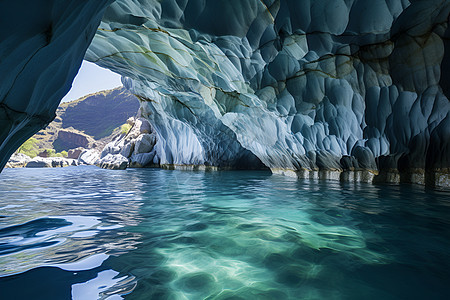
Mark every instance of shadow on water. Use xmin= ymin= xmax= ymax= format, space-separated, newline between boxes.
xmin=0 ymin=166 xmax=449 ymax=299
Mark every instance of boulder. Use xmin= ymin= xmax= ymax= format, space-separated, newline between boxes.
xmin=78 ymin=149 xmax=100 ymax=165
xmin=133 ymin=133 xmax=156 ymax=154
xmin=129 ymin=150 xmax=156 ymax=167
xmin=26 ymin=157 xmax=53 ymax=168
xmin=136 ymin=117 xmax=152 ymax=134
xmin=100 ymin=141 xmax=122 ymax=158
xmin=97 ymin=154 xmax=129 ymax=170
xmin=97 ymin=116 xmax=158 ymax=169
xmin=120 ymin=140 xmax=134 ymax=158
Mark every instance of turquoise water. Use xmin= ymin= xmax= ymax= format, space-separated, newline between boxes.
xmin=0 ymin=166 xmax=449 ymax=299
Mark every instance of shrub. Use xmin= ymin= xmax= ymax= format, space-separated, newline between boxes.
xmin=17 ymin=138 xmax=39 ymax=158
xmin=60 ymin=151 xmax=68 ymax=157
xmin=45 ymin=149 xmax=56 ymax=157
xmin=120 ymin=123 xmax=132 ymax=135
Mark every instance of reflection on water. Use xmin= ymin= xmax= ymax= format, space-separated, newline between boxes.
xmin=0 ymin=166 xmax=450 ymax=299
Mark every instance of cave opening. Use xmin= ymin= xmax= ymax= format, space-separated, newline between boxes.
xmin=8 ymin=60 xmax=142 ymax=167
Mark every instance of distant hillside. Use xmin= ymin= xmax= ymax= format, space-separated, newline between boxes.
xmin=28 ymin=87 xmax=139 ymax=154
xmin=61 ymin=87 xmax=139 ymax=139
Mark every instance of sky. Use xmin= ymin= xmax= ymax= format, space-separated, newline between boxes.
xmin=61 ymin=61 xmax=123 ymax=103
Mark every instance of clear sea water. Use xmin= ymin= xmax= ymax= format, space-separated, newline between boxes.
xmin=0 ymin=166 xmax=449 ymax=300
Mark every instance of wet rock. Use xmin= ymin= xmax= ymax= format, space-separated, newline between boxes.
xmin=340 ymin=156 xmax=359 ymax=171
xmin=129 ymin=151 xmax=156 ymax=168
xmin=97 ymin=154 xmax=129 ymax=170
xmin=133 ymin=133 xmax=156 ymax=155
xmin=352 ymin=146 xmax=377 ymax=171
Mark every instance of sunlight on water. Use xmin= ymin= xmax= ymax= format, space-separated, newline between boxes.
xmin=0 ymin=166 xmax=449 ymax=299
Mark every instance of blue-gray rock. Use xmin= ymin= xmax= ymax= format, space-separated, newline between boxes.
xmin=97 ymin=154 xmax=129 ymax=170
xmin=1 ymin=0 xmax=450 ymax=187
xmin=78 ymin=149 xmax=100 ymax=165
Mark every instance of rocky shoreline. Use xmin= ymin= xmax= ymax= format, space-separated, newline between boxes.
xmin=6 ymin=117 xmax=158 ymax=171
xmin=6 ymin=153 xmax=79 ymax=169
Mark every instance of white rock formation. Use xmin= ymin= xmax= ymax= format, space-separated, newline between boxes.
xmin=1 ymin=0 xmax=450 ymax=187
xmin=5 ymin=153 xmax=31 ymax=168
xmin=97 ymin=153 xmax=129 ymax=170
xmin=78 ymin=149 xmax=100 ymax=165
xmin=97 ymin=117 xmax=158 ymax=169
xmin=83 ymin=0 xmax=450 ymax=186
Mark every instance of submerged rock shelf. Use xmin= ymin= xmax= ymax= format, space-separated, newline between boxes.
xmin=1 ymin=0 xmax=450 ymax=188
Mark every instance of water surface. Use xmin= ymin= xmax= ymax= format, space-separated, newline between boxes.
xmin=0 ymin=166 xmax=449 ymax=299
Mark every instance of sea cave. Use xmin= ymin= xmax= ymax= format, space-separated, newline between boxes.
xmin=1 ymin=1 xmax=450 ymax=299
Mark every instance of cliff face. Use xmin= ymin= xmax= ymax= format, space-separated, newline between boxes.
xmin=61 ymin=87 xmax=139 ymax=140
xmin=1 ymin=0 xmax=450 ymax=187
xmin=26 ymin=87 xmax=139 ymax=153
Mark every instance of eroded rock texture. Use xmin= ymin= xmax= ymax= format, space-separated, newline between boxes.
xmin=1 ymin=0 xmax=450 ymax=187
xmin=85 ymin=0 xmax=450 ymax=186
xmin=0 ymin=0 xmax=112 ymax=169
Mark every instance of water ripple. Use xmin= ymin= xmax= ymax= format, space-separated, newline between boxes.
xmin=1 ymin=167 xmax=450 ymax=299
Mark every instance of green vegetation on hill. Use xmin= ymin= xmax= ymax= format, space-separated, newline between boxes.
xmin=17 ymin=138 xmax=39 ymax=158
xmin=16 ymin=141 xmax=69 ymax=158
xmin=119 ymin=123 xmax=132 ymax=135
xmin=16 ymin=87 xmax=140 ymax=155
xmin=61 ymin=87 xmax=139 ymax=139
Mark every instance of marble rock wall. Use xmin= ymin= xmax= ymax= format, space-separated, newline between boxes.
xmin=86 ymin=0 xmax=450 ymax=186
xmin=1 ymin=0 xmax=449 ymax=187
xmin=0 ymin=0 xmax=112 ymax=169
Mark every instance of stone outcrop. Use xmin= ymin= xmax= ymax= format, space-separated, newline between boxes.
xmin=5 ymin=153 xmax=31 ymax=168
xmin=78 ymin=149 xmax=101 ymax=165
xmin=96 ymin=117 xmax=158 ymax=169
xmin=1 ymin=1 xmax=450 ymax=188
xmin=54 ymin=129 xmax=95 ymax=151
xmin=97 ymin=153 xmax=129 ymax=170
